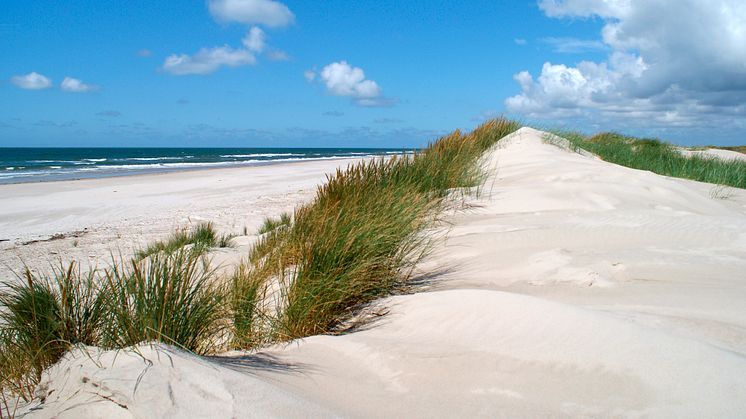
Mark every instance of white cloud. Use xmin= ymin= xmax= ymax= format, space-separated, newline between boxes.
xmin=514 ymin=38 xmax=527 ymax=45
xmin=61 ymin=77 xmax=98 ymax=92
xmin=208 ymin=0 xmax=295 ymax=27
xmin=538 ymin=0 xmax=631 ymax=18
xmin=506 ymin=0 xmax=746 ymax=134
xmin=318 ymin=61 xmax=383 ymax=105
xmin=242 ymin=26 xmax=265 ymax=52
xmin=11 ymin=72 xmax=52 ymax=90
xmin=162 ymin=1 xmax=291 ymax=77
xmin=304 ymin=70 xmax=317 ymax=81
xmin=162 ymin=46 xmax=256 ymax=75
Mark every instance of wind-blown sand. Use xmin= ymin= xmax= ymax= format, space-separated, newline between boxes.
xmin=0 ymin=157 xmax=368 ymax=279
xmin=12 ymin=128 xmax=746 ymax=417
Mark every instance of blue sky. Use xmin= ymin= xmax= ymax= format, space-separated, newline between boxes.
xmin=2 ymin=0 xmax=745 ymax=147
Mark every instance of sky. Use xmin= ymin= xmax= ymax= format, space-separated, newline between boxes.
xmin=1 ymin=0 xmax=745 ymax=147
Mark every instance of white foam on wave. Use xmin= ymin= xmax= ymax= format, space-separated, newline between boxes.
xmin=124 ymin=156 xmax=189 ymax=161
xmin=219 ymin=153 xmax=303 ymax=158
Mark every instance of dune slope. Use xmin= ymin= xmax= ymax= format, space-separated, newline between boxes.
xmin=252 ymin=127 xmax=746 ymax=417
xmin=23 ymin=128 xmax=746 ymax=418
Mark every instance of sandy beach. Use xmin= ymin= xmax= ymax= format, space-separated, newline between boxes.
xmin=7 ymin=128 xmax=745 ymax=418
xmin=0 ymin=157 xmax=370 ymax=280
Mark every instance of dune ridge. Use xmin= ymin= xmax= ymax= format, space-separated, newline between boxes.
xmin=14 ymin=128 xmax=746 ymax=417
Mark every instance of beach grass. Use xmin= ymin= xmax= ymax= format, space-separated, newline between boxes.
xmin=230 ymin=263 xmax=268 ymax=348
xmin=234 ymin=118 xmax=521 ymax=342
xmin=102 ymin=249 xmax=228 ymax=354
xmin=0 ymin=263 xmax=108 ymax=403
xmin=135 ymin=222 xmax=234 ymax=260
xmin=0 ymin=118 xmax=521 ymax=405
xmin=257 ymin=212 xmax=292 ymax=234
xmin=0 ymin=251 xmax=228 ymax=405
xmin=555 ymin=131 xmax=746 ymax=189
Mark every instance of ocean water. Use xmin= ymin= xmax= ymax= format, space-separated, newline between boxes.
xmin=0 ymin=147 xmax=412 ymax=184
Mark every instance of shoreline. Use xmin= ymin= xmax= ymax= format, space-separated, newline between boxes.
xmin=0 ymin=155 xmax=371 ymax=279
xmin=0 ymin=155 xmax=388 ymax=186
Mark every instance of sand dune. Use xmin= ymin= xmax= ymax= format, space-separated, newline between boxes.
xmin=21 ymin=344 xmax=337 ymax=418
xmin=246 ymin=128 xmax=746 ymax=417
xmin=16 ymin=128 xmax=746 ymax=417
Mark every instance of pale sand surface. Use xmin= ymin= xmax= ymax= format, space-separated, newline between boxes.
xmin=680 ymin=147 xmax=746 ymax=161
xmin=14 ymin=128 xmax=746 ymax=417
xmin=0 ymin=157 xmax=367 ymax=279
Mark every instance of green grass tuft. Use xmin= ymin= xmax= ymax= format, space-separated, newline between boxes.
xmin=257 ymin=212 xmax=292 ymax=234
xmin=0 ymin=263 xmax=108 ymax=403
xmin=135 ymin=222 xmax=233 ymax=260
xmin=237 ymin=118 xmax=521 ymax=342
xmin=0 ymin=253 xmax=228 ymax=403
xmin=102 ymin=249 xmax=228 ymax=355
xmin=555 ymin=131 xmax=746 ymax=189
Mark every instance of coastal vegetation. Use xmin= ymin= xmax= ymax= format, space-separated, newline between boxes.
xmin=554 ymin=131 xmax=746 ymax=189
xmin=135 ymin=222 xmax=234 ymax=260
xmin=233 ymin=121 xmax=521 ymax=343
xmin=0 ymin=118 xmax=521 ymax=413
xmin=5 ymin=121 xmax=741 ymax=416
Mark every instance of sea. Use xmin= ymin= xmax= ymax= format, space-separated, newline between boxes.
xmin=0 ymin=147 xmax=413 ymax=185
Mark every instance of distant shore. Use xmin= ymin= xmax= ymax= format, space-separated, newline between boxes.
xmin=0 ymin=147 xmax=410 ymax=185
xmin=0 ymin=155 xmax=372 ymax=278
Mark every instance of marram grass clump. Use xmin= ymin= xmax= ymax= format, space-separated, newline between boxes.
xmin=102 ymin=249 xmax=229 ymax=354
xmin=135 ymin=222 xmax=234 ymax=260
xmin=0 ymin=250 xmax=229 ymax=406
xmin=0 ymin=263 xmax=109 ymax=405
xmin=555 ymin=131 xmax=746 ymax=189
xmin=257 ymin=212 xmax=292 ymax=235
xmin=233 ymin=118 xmax=521 ymax=343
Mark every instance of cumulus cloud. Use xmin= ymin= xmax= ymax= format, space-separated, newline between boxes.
xmin=162 ymin=46 xmax=256 ymax=75
xmin=506 ymin=0 xmax=746 ymax=136
xmin=208 ymin=0 xmax=295 ymax=27
xmin=320 ymin=61 xmax=381 ymax=98
xmin=242 ymin=26 xmax=265 ymax=52
xmin=538 ymin=0 xmax=631 ymax=18
xmin=310 ymin=61 xmax=393 ymax=107
xmin=11 ymin=72 xmax=52 ymax=90
xmin=61 ymin=77 xmax=98 ymax=92
xmin=162 ymin=1 xmax=291 ymax=77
